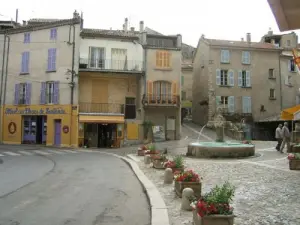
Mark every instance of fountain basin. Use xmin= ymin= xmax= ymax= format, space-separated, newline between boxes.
xmin=186 ymin=142 xmax=255 ymax=158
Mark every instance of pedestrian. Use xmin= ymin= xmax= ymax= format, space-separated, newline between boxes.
xmin=275 ymin=124 xmax=283 ymax=151
xmin=280 ymin=122 xmax=290 ymax=153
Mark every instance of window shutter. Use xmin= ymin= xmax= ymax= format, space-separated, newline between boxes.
xmin=25 ymin=82 xmax=32 ymax=105
xmin=229 ymin=70 xmax=234 ymax=86
xmin=238 ymin=70 xmax=243 ymax=86
xmin=14 ymin=83 xmax=20 ymax=105
xmin=52 ymin=48 xmax=56 ymax=71
xmin=226 ymin=50 xmax=230 ymax=63
xmin=248 ymin=52 xmax=251 ymax=64
xmin=21 ymin=52 xmax=25 ymax=73
xmin=47 ymin=49 xmax=52 ymax=71
xmin=25 ymin=52 xmax=29 ymax=73
xmin=247 ymin=96 xmax=252 ymax=113
xmin=246 ymin=71 xmax=251 ymax=87
xmin=288 ymin=60 xmax=291 ymax=72
xmin=216 ymin=96 xmax=221 ymax=106
xmin=220 ymin=50 xmax=225 ymax=62
xmin=156 ymin=51 xmax=160 ymax=67
xmin=40 ymin=82 xmax=46 ymax=104
xmin=216 ymin=69 xmax=221 ymax=85
xmin=53 ymin=81 xmax=60 ymax=104
xmin=242 ymin=96 xmax=247 ymax=113
xmin=228 ymin=96 xmax=235 ymax=113
xmin=147 ymin=80 xmax=153 ymax=101
xmin=242 ymin=52 xmax=245 ymax=64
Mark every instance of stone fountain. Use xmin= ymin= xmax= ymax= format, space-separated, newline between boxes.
xmin=186 ymin=107 xmax=255 ymax=158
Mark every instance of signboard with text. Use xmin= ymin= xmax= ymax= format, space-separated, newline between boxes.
xmin=5 ymin=107 xmax=66 ymax=115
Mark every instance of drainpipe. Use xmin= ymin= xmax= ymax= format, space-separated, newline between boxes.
xmin=0 ymin=34 xmax=7 ymax=143
xmin=70 ymin=24 xmax=76 ymax=105
xmin=278 ymin=50 xmax=283 ymax=110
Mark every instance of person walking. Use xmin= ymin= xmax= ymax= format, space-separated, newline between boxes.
xmin=280 ymin=122 xmax=290 ymax=153
xmin=275 ymin=124 xmax=283 ymax=151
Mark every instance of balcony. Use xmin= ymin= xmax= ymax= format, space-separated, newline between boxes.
xmin=142 ymin=94 xmax=180 ymax=107
xmin=79 ymin=58 xmax=144 ymax=73
xmin=79 ymin=102 xmax=124 ymax=115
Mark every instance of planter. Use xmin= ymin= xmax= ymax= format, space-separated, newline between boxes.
xmin=174 ymin=181 xmax=202 ymax=198
xmin=153 ymin=159 xmax=167 ymax=169
xmin=137 ymin=149 xmax=146 ymax=156
xmin=289 ymin=159 xmax=300 ymax=170
xmin=193 ymin=213 xmax=234 ymax=225
xmin=170 ymin=167 xmax=184 ymax=174
xmin=145 ymin=150 xmax=160 ymax=155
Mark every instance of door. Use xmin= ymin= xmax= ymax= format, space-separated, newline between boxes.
xmin=54 ymin=119 xmax=61 ymax=146
xmin=89 ymin=47 xmax=105 ymax=69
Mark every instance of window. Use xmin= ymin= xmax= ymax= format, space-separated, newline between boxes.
xmin=216 ymin=69 xmax=234 ymax=86
xmin=220 ymin=50 xmax=230 ymax=63
xmin=153 ymin=81 xmax=172 ymax=100
xmin=46 ymin=82 xmax=55 ymax=104
xmin=14 ymin=83 xmax=31 ymax=105
xmin=89 ymin=47 xmax=105 ymax=68
xmin=268 ymin=69 xmax=275 ymax=78
xmin=111 ymin=48 xmax=127 ymax=70
xmin=24 ymin=33 xmax=30 ymax=43
xmin=242 ymin=51 xmax=251 ymax=64
xmin=270 ymin=89 xmax=276 ymax=99
xmin=19 ymin=83 xmax=27 ymax=104
xmin=125 ymin=97 xmax=136 ymax=119
xmin=220 ymin=70 xmax=228 ymax=85
xmin=156 ymin=51 xmax=171 ymax=68
xmin=47 ymin=48 xmax=56 ymax=71
xmin=220 ymin=96 xmax=228 ymax=106
xmin=289 ymin=59 xmax=296 ymax=72
xmin=287 ymin=40 xmax=291 ymax=47
xmin=21 ymin=52 xmax=30 ymax=74
xmin=238 ymin=70 xmax=251 ymax=87
xmin=216 ymin=96 xmax=235 ymax=113
xmin=50 ymin=28 xmax=57 ymax=40
xmin=181 ymin=76 xmax=184 ymax=85
xmin=242 ymin=96 xmax=252 ymax=113
xmin=285 ymin=75 xmax=292 ymax=86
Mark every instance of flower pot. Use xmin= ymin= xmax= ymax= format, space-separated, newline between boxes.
xmin=171 ymin=167 xmax=184 ymax=174
xmin=137 ymin=149 xmax=146 ymax=156
xmin=145 ymin=150 xmax=160 ymax=155
xmin=193 ymin=213 xmax=234 ymax=225
xmin=289 ymin=159 xmax=300 ymax=170
xmin=174 ymin=181 xmax=202 ymax=198
xmin=153 ymin=159 xmax=167 ymax=169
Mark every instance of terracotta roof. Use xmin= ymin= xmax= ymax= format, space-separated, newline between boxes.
xmin=206 ymin=38 xmax=282 ymax=50
xmin=5 ymin=18 xmax=81 ymax=34
xmin=80 ymin=28 xmax=140 ymax=40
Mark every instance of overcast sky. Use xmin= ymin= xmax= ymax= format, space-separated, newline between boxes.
xmin=1 ymin=0 xmax=299 ymax=47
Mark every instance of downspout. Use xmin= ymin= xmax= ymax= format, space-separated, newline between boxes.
xmin=2 ymin=35 xmax=10 ymax=143
xmin=278 ymin=50 xmax=283 ymax=110
xmin=0 ymin=34 xmax=7 ymax=143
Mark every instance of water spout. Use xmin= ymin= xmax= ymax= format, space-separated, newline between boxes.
xmin=198 ymin=124 xmax=207 ymax=142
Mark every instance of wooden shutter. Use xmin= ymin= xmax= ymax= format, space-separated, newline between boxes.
xmin=14 ymin=83 xmax=20 ymax=105
xmin=25 ymin=82 xmax=32 ymax=105
xmin=147 ymin=80 xmax=153 ymax=102
xmin=40 ymin=82 xmax=46 ymax=104
xmin=246 ymin=71 xmax=251 ymax=87
xmin=216 ymin=69 xmax=221 ymax=85
xmin=53 ymin=81 xmax=59 ymax=104
xmin=156 ymin=51 xmax=161 ymax=67
xmin=228 ymin=96 xmax=235 ymax=113
xmin=171 ymin=81 xmax=177 ymax=103
xmin=229 ymin=70 xmax=234 ymax=86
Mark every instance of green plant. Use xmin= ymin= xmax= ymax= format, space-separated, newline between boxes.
xmin=203 ymin=181 xmax=235 ymax=204
xmin=148 ymin=144 xmax=156 ymax=152
xmin=175 ymin=170 xmax=201 ymax=182
xmin=173 ymin=155 xmax=184 ymax=168
xmin=288 ymin=153 xmax=300 ymax=160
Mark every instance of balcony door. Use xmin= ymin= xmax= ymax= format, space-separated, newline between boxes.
xmin=111 ymin=48 xmax=127 ymax=70
xmin=153 ymin=81 xmax=172 ymax=102
xmin=89 ymin=47 xmax=105 ymax=69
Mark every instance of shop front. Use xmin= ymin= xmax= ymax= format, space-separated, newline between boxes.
xmin=78 ymin=115 xmax=124 ymax=148
xmin=2 ymin=105 xmax=78 ymax=147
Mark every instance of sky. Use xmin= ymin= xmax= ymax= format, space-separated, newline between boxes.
xmin=1 ymin=0 xmax=300 ymax=47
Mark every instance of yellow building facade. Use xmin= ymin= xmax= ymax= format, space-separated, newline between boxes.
xmin=2 ymin=104 xmax=78 ymax=147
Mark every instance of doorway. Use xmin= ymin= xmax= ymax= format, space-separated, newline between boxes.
xmin=98 ymin=124 xmax=116 ymax=148
xmin=22 ymin=116 xmax=47 ymax=144
xmin=54 ymin=119 xmax=61 ymax=146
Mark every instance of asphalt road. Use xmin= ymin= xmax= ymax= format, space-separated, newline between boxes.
xmin=0 ymin=152 xmax=150 ymax=225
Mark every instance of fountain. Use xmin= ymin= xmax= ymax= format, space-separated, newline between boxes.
xmin=187 ymin=107 xmax=255 ymax=158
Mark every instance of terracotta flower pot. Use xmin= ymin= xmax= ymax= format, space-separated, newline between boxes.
xmin=145 ymin=150 xmax=160 ymax=155
xmin=193 ymin=213 xmax=234 ymax=225
xmin=174 ymin=181 xmax=202 ymax=198
xmin=289 ymin=159 xmax=300 ymax=170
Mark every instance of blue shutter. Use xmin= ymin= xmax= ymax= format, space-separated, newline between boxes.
xmin=52 ymin=48 xmax=56 ymax=70
xmin=25 ymin=83 xmax=32 ymax=105
xmin=226 ymin=50 xmax=230 ymax=63
xmin=40 ymin=82 xmax=46 ymax=104
xmin=229 ymin=70 xmax=234 ymax=86
xmin=216 ymin=96 xmax=221 ymax=106
xmin=246 ymin=71 xmax=251 ymax=87
xmin=247 ymin=52 xmax=251 ymax=64
xmin=47 ymin=49 xmax=52 ymax=71
xmin=288 ymin=59 xmax=291 ymax=72
xmin=216 ymin=69 xmax=221 ymax=85
xmin=247 ymin=96 xmax=252 ymax=113
xmin=28 ymin=33 xmax=30 ymax=43
xmin=14 ymin=83 xmax=20 ymax=105
xmin=242 ymin=96 xmax=247 ymax=113
xmin=228 ymin=96 xmax=235 ymax=113
xmin=220 ymin=50 xmax=225 ymax=63
xmin=21 ymin=52 xmax=25 ymax=73
xmin=25 ymin=52 xmax=29 ymax=73
xmin=238 ymin=71 xmax=243 ymax=87
xmin=53 ymin=81 xmax=59 ymax=104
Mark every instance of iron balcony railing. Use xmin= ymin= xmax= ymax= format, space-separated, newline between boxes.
xmin=79 ymin=102 xmax=125 ymax=114
xmin=142 ymin=94 xmax=180 ymax=107
xmin=79 ymin=58 xmax=144 ymax=72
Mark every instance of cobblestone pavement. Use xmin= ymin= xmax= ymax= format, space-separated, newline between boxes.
xmin=117 ymin=123 xmax=299 ymax=225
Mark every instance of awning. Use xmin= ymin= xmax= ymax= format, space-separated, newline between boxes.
xmin=79 ymin=115 xmax=124 ymax=123
xmin=268 ymin=0 xmax=300 ymax=31
xmin=281 ymin=105 xmax=300 ymax=120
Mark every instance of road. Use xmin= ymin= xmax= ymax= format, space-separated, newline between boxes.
xmin=0 ymin=149 xmax=150 ymax=225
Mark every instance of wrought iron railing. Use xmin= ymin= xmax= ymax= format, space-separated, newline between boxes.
xmin=142 ymin=94 xmax=180 ymax=106
xmin=79 ymin=102 xmax=124 ymax=114
xmin=79 ymin=58 xmax=144 ymax=72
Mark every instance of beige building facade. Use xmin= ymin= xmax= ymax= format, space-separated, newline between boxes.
xmin=193 ymin=34 xmax=282 ymax=126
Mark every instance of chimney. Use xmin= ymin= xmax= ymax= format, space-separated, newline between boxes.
xmin=124 ymin=18 xmax=128 ymax=31
xmin=22 ymin=20 xmax=26 ymax=26
xmin=15 ymin=9 xmax=18 ymax=23
xmin=73 ymin=10 xmax=79 ymax=19
xmin=139 ymin=21 xmax=144 ymax=32
xmin=246 ymin=33 xmax=251 ymax=43
xmin=130 ymin=27 xmax=135 ymax=32
xmin=176 ymin=34 xmax=182 ymax=48
xmin=268 ymin=27 xmax=273 ymax=36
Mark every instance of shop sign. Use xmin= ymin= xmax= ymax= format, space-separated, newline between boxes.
xmin=63 ymin=125 xmax=69 ymax=134
xmin=8 ymin=122 xmax=17 ymax=134
xmin=5 ymin=107 xmax=66 ymax=115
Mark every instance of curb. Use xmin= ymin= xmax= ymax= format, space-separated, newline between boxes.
xmin=99 ymin=152 xmax=170 ymax=225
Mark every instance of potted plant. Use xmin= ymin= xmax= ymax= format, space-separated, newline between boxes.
xmin=174 ymin=169 xmax=202 ymax=198
xmin=137 ymin=145 xmax=148 ymax=156
xmin=164 ymin=155 xmax=184 ymax=173
xmin=145 ymin=144 xmax=160 ymax=155
xmin=287 ymin=153 xmax=300 ymax=170
xmin=152 ymin=154 xmax=168 ymax=169
xmin=191 ymin=181 xmax=235 ymax=225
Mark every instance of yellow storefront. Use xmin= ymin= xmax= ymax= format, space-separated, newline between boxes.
xmin=2 ymin=105 xmax=78 ymax=147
